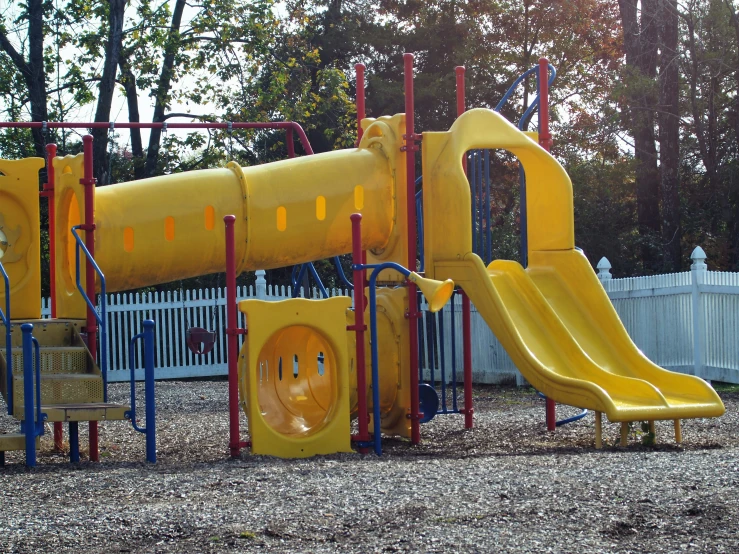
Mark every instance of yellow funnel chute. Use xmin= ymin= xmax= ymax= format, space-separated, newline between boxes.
xmin=407 ymin=272 xmax=454 ymax=313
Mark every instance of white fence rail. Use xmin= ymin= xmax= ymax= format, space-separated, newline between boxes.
xmin=40 ymin=248 xmax=739 ymax=384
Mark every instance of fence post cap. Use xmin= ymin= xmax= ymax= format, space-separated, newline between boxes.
xmin=690 ymin=246 xmax=707 ymax=270
xmin=596 ymin=257 xmax=611 ymax=270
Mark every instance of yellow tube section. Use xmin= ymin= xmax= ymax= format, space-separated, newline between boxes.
xmin=62 ymin=115 xmax=406 ymax=293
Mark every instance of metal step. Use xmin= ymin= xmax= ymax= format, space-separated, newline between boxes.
xmin=10 ymin=346 xmax=90 ymax=375
xmin=0 ymin=433 xmax=40 ymax=452
xmin=13 ymin=373 xmax=104 ymax=412
xmin=41 ymin=403 xmax=131 ymax=422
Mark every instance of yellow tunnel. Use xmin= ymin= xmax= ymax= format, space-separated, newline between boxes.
xmin=53 ymin=115 xmax=408 ymax=296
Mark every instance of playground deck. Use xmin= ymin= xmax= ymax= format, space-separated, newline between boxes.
xmin=0 ymin=381 xmax=737 ymax=553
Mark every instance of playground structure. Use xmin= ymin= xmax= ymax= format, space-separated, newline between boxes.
xmin=0 ymin=55 xmax=726 ymax=466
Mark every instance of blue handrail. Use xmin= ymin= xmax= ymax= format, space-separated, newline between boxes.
xmin=71 ymin=226 xmax=108 ymax=402
xmin=125 ymin=320 xmax=157 ymax=463
xmin=291 ymin=262 xmax=329 ymax=299
xmin=0 ymin=260 xmax=12 ymax=414
xmin=20 ymin=324 xmax=45 ymax=467
xmin=333 ymin=257 xmax=353 ymax=290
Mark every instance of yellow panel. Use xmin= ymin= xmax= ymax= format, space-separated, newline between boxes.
xmin=53 ymin=154 xmax=87 ymax=320
xmin=0 ymin=157 xmax=45 ymax=320
xmin=238 ymin=297 xmax=353 ymax=458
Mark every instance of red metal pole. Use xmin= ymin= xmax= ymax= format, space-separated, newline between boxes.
xmin=349 ymin=214 xmax=370 ymax=450
xmin=79 ymin=135 xmax=99 ymax=461
xmin=538 ymin=57 xmax=553 ymax=153
xmin=355 ymin=63 xmax=366 ymax=145
xmin=455 ymin=65 xmax=474 ymax=429
xmin=455 ymin=66 xmax=466 ymax=118
xmin=537 ymin=58 xmax=556 ymax=432
xmin=286 ymin=127 xmax=295 ymax=158
xmin=403 ymin=53 xmax=421 ymax=445
xmin=224 ymin=215 xmax=244 ymax=458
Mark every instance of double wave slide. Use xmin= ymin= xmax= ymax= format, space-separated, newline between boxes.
xmin=423 ymin=109 xmax=724 ymax=426
xmin=446 ymin=252 xmax=724 ymax=423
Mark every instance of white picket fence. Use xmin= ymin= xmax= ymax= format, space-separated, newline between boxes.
xmin=40 ymin=247 xmax=739 ymax=384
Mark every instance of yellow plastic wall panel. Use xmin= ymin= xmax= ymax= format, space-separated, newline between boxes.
xmin=422 ymin=109 xmax=573 ymax=279
xmin=87 ymin=117 xmax=399 ymax=292
xmin=527 ymin=249 xmax=724 ymax=420
xmin=0 ymin=158 xmax=44 ymax=319
xmin=238 ymin=297 xmax=353 ymax=458
xmin=345 ymin=287 xmax=411 ymax=438
xmin=53 ymin=154 xmax=87 ymax=319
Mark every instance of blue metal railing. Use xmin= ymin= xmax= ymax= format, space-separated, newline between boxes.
xmin=70 ymin=226 xmax=108 ymax=402
xmin=1 ymin=260 xmax=12 ymax=414
xmin=291 ymin=262 xmax=329 ymax=299
xmin=125 ymin=319 xmax=157 ymax=463
xmin=20 ymin=323 xmax=46 ymax=467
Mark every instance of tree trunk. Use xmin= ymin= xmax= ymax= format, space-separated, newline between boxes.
xmin=145 ymin=0 xmax=187 ymax=177
xmin=118 ymin=54 xmax=146 ymax=180
xmin=92 ymin=0 xmax=126 ymax=185
xmin=0 ymin=0 xmax=49 ymax=159
xmin=619 ymin=0 xmax=661 ymax=270
xmin=658 ymin=0 xmax=681 ymax=271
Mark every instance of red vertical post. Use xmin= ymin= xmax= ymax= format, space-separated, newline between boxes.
xmin=355 ymin=63 xmax=366 ymax=145
xmin=224 ymin=215 xmax=243 ymax=457
xmin=349 ymin=214 xmax=370 ymax=449
xmin=45 ymin=143 xmax=64 ymax=451
xmin=403 ymin=53 xmax=421 ymax=445
xmin=538 ymin=58 xmax=556 ymax=432
xmin=538 ymin=57 xmax=552 ymax=153
xmin=80 ymin=135 xmax=99 ymax=461
xmin=455 ymin=66 xmax=474 ymax=429
xmin=286 ymin=128 xmax=295 ymax=158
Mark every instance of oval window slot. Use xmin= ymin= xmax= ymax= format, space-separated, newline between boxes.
xmin=278 ymin=357 xmax=283 ymax=381
xmin=276 ymin=206 xmax=287 ymax=231
xmin=317 ymin=352 xmax=325 ymax=376
xmin=123 ymin=227 xmax=135 ymax=253
xmin=354 ymin=185 xmax=364 ymax=210
xmin=293 ymin=354 xmax=299 ymax=378
xmin=316 ymin=196 xmax=326 ymax=221
xmin=165 ymin=216 xmax=175 ymax=241
xmin=204 ymin=205 xmax=215 ymax=230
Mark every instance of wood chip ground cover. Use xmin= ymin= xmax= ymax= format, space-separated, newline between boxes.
xmin=1 ymin=382 xmax=737 ymax=553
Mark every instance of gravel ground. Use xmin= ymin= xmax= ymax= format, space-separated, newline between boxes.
xmin=0 ymin=381 xmax=737 ymax=554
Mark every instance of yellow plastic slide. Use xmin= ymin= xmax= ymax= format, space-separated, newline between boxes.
xmin=526 ymin=249 xmax=724 ymax=420
xmin=423 ymin=108 xmax=724 ymax=423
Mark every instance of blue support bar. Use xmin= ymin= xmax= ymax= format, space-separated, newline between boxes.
xmin=69 ymin=422 xmax=79 ymax=463
xmin=126 ymin=320 xmax=157 ymax=463
xmin=0 ymin=261 xmax=12 ymax=414
xmin=333 ymin=257 xmax=354 ymax=290
xmin=439 ymin=303 xmax=446 ymax=412
xmin=451 ymin=291 xmax=458 ymax=412
xmin=21 ymin=324 xmax=36 ymax=467
xmin=71 ymin=226 xmax=108 ymax=402
xmin=143 ymin=320 xmax=157 ymax=463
